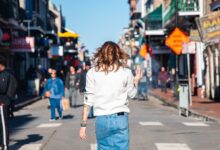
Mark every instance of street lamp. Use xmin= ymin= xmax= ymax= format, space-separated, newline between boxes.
xmin=23 ymin=20 xmax=32 ymax=36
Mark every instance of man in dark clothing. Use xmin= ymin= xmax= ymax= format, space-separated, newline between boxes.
xmin=0 ymin=56 xmax=17 ymax=150
xmin=158 ymin=67 xmax=169 ymax=93
xmin=79 ymin=63 xmax=90 ymax=93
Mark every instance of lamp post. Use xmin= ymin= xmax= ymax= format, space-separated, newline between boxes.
xmin=23 ymin=20 xmax=32 ymax=72
xmin=23 ymin=20 xmax=32 ymax=36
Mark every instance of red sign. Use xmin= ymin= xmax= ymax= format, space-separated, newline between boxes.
xmin=165 ymin=27 xmax=189 ymax=55
xmin=11 ymin=37 xmax=35 ymax=52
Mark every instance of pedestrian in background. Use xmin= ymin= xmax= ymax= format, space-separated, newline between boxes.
xmin=158 ymin=66 xmax=169 ymax=93
xmin=43 ymin=69 xmax=64 ymax=121
xmin=79 ymin=41 xmax=142 ymax=150
xmin=65 ymin=66 xmax=77 ymax=107
xmin=0 ymin=55 xmax=17 ymax=150
xmin=79 ymin=62 xmax=90 ymax=93
xmin=169 ymin=68 xmax=177 ymax=97
xmin=135 ymin=64 xmax=144 ymax=100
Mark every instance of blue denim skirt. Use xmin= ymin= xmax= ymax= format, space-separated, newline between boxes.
xmin=95 ymin=112 xmax=129 ymax=150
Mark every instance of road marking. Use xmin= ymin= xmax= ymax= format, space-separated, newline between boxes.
xmin=182 ymin=122 xmax=209 ymax=127
xmin=91 ymin=144 xmax=97 ymax=150
xmin=37 ymin=123 xmax=62 ymax=128
xmin=156 ymin=143 xmax=191 ymax=150
xmin=19 ymin=144 xmax=42 ymax=150
xmin=139 ymin=122 xmax=163 ymax=126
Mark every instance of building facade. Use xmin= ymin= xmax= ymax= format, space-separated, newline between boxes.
xmin=124 ymin=0 xmax=220 ymax=100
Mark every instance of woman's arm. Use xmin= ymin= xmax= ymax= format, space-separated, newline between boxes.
xmin=79 ymin=69 xmax=94 ymax=140
xmin=79 ymin=104 xmax=90 ymax=140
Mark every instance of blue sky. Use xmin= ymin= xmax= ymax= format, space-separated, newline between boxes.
xmin=52 ymin=0 xmax=130 ymax=53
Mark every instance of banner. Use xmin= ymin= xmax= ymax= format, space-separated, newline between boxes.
xmin=11 ymin=37 xmax=35 ymax=52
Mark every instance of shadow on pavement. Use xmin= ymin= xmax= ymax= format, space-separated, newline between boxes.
xmin=9 ymin=114 xmax=37 ymax=135
xmin=10 ymin=134 xmax=43 ymax=150
xmin=62 ymin=114 xmax=74 ymax=120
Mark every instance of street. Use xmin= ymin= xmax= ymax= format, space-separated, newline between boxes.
xmin=8 ymin=96 xmax=220 ymax=150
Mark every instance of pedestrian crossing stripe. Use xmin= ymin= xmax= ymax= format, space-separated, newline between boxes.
xmin=37 ymin=123 xmax=62 ymax=128
xmin=156 ymin=143 xmax=191 ymax=150
xmin=182 ymin=122 xmax=209 ymax=127
xmin=139 ymin=122 xmax=163 ymax=126
xmin=91 ymin=144 xmax=97 ymax=150
xmin=19 ymin=144 xmax=42 ymax=150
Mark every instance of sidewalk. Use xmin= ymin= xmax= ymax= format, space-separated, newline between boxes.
xmin=149 ymin=88 xmax=220 ymax=123
xmin=14 ymin=93 xmax=41 ymax=110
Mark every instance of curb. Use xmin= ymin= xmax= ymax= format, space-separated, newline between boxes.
xmin=14 ymin=96 xmax=41 ymax=111
xmin=148 ymin=91 xmax=219 ymax=123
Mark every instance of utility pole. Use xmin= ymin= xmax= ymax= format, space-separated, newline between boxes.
xmin=175 ymin=0 xmax=179 ymax=97
xmin=23 ymin=20 xmax=32 ymax=72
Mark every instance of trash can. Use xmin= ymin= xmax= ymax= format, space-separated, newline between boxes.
xmin=179 ymin=84 xmax=189 ymax=117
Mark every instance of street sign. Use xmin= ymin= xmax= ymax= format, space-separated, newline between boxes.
xmin=165 ymin=27 xmax=190 ymax=55
xmin=182 ymin=42 xmax=196 ymax=54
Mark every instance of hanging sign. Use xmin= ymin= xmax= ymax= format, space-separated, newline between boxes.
xmin=11 ymin=37 xmax=35 ymax=52
xmin=196 ymin=11 xmax=220 ymax=43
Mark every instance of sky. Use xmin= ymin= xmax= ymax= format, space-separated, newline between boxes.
xmin=52 ymin=0 xmax=130 ymax=53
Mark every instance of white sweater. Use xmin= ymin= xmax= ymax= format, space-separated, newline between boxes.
xmin=84 ymin=67 xmax=137 ymax=116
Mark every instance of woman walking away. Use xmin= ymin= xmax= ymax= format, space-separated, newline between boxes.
xmin=43 ymin=69 xmax=64 ymax=121
xmin=65 ymin=66 xmax=77 ymax=107
xmin=79 ymin=41 xmax=142 ymax=150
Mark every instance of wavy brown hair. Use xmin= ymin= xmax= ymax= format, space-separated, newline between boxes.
xmin=93 ymin=41 xmax=129 ymax=74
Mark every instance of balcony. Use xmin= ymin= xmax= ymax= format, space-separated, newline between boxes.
xmin=143 ymin=4 xmax=165 ymax=35
xmin=178 ymin=0 xmax=200 ymax=16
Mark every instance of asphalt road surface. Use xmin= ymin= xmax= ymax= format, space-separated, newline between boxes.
xmin=9 ymin=95 xmax=220 ymax=150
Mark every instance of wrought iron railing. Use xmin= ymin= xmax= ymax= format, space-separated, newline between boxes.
xmin=178 ymin=0 xmax=200 ymax=12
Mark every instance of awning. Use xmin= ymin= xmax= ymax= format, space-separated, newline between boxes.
xmin=58 ymin=31 xmax=79 ymax=38
xmin=59 ymin=28 xmax=79 ymax=38
xmin=210 ymin=0 xmax=220 ymax=11
xmin=30 ymin=26 xmax=45 ymax=34
xmin=143 ymin=4 xmax=162 ymax=22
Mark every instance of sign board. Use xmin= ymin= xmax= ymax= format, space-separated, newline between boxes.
xmin=50 ymin=46 xmax=63 ymax=57
xmin=139 ymin=43 xmax=148 ymax=59
xmin=190 ymin=30 xmax=201 ymax=42
xmin=11 ymin=37 xmax=35 ymax=52
xmin=196 ymin=11 xmax=220 ymax=43
xmin=182 ymin=42 xmax=196 ymax=54
xmin=165 ymin=27 xmax=190 ymax=55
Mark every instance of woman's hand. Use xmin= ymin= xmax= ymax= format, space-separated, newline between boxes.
xmin=79 ymin=127 xmax=87 ymax=140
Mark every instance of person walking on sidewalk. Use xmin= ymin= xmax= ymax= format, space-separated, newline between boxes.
xmin=43 ymin=69 xmax=64 ymax=121
xmin=158 ymin=67 xmax=169 ymax=93
xmin=0 ymin=55 xmax=17 ymax=150
xmin=79 ymin=41 xmax=142 ymax=150
xmin=79 ymin=62 xmax=90 ymax=94
xmin=65 ymin=66 xmax=77 ymax=107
